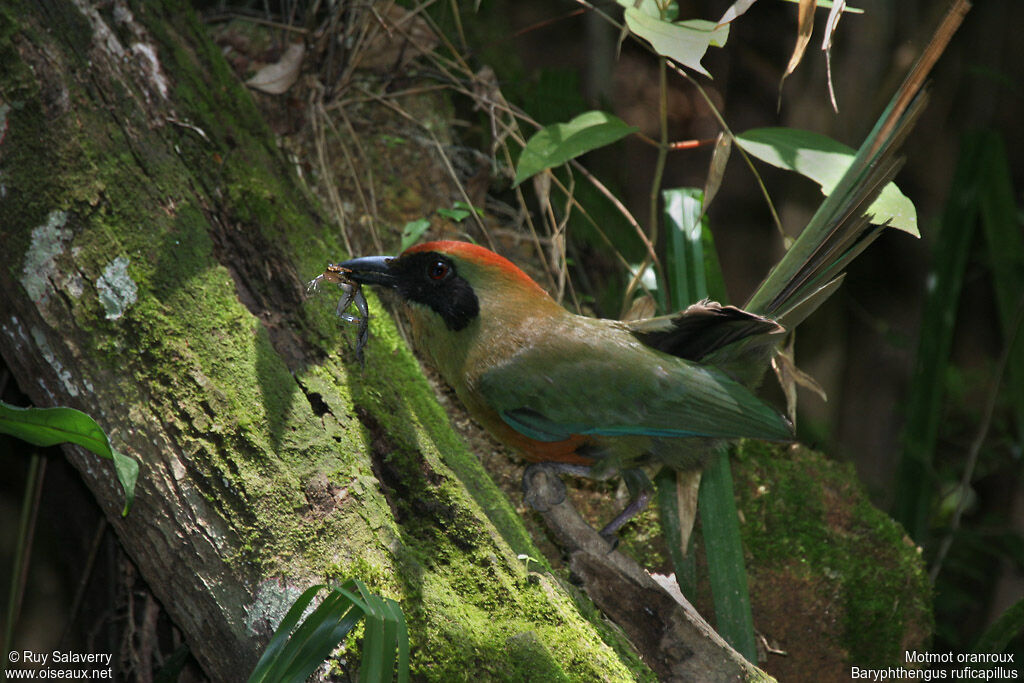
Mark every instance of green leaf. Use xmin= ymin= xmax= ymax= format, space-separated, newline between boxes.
xmin=513 ymin=111 xmax=638 ymax=187
xmin=977 ymin=131 xmax=1024 ymax=440
xmin=654 ymin=468 xmax=695 ymax=598
xmin=623 ymin=8 xmax=729 ymax=77
xmin=700 ymin=450 xmax=758 ymax=662
xmin=400 ymin=218 xmax=431 ymax=251
xmin=248 ymin=580 xmax=409 ymax=683
xmin=453 ymin=201 xmax=484 ymax=217
xmin=660 ymin=188 xmax=757 ymax=661
xmin=436 ymin=202 xmax=483 ymax=223
xmin=736 ymin=127 xmax=918 ymax=235
xmin=973 ymin=595 xmax=1024 ymax=654
xmin=248 ymin=584 xmax=325 ymax=682
xmin=663 ymin=187 xmax=709 ymax=308
xmin=891 ymin=134 xmax=982 ymax=541
xmin=0 ymin=401 xmax=138 ymax=516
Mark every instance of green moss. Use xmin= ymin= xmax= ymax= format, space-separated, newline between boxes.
xmin=733 ymin=441 xmax=932 ymax=667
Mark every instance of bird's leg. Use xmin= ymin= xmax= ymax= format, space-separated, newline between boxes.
xmin=598 ymin=468 xmax=654 ymax=542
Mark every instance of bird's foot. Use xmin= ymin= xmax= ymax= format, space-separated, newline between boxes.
xmin=521 ymin=463 xmax=568 ymax=512
xmin=598 ymin=488 xmax=654 ymax=544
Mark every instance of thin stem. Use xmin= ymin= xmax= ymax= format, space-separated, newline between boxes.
xmin=59 ymin=518 xmax=108 ymax=649
xmin=668 ymin=62 xmax=786 ymax=239
xmin=3 ymin=453 xmax=47 ymax=672
xmin=648 ymin=58 xmax=670 ymax=311
xmin=929 ymin=292 xmax=1024 ymax=583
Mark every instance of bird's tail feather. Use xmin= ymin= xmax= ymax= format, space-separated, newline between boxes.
xmin=745 ymin=0 xmax=970 ymax=323
xmin=745 ymin=92 xmax=926 ymax=324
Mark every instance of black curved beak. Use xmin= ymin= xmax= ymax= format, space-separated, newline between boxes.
xmin=338 ymin=255 xmax=398 ymax=287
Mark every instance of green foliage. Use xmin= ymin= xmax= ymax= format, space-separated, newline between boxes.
xmin=401 ymin=218 xmax=431 ymax=251
xmin=437 ymin=201 xmax=484 ymax=223
xmin=0 ymin=400 xmax=137 ymax=515
xmin=973 ymin=596 xmax=1024 ymax=655
xmin=699 ymin=452 xmax=758 ymax=662
xmin=621 ymin=8 xmax=729 ymax=77
xmin=249 ymin=580 xmax=409 ymax=683
xmin=892 ymin=133 xmax=987 ymax=541
xmin=894 ymin=130 xmax=1024 ymax=657
xmin=736 ymin=127 xmax=918 ymax=235
xmin=402 ymin=203 xmax=485 ymax=251
xmin=975 ymin=133 xmax=1024 ymax=439
xmin=513 ymin=111 xmax=637 ymax=187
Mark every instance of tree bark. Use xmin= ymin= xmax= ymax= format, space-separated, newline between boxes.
xmin=0 ymin=1 xmax=653 ymax=679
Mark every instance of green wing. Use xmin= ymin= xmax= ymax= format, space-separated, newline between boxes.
xmin=476 ymin=330 xmax=791 ymax=444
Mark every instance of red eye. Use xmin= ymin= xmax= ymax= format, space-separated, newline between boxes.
xmin=428 ymin=260 xmax=450 ymax=280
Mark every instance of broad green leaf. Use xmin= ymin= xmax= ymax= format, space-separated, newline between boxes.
xmin=663 ymin=187 xmax=709 ymax=308
xmin=400 ymin=218 xmax=431 ymax=251
xmin=436 ymin=207 xmax=471 ymax=222
xmin=436 ymin=202 xmax=483 ymax=223
xmin=736 ymin=127 xmax=918 ymax=234
xmin=624 ymin=9 xmax=729 ymax=77
xmin=0 ymin=401 xmax=138 ymax=515
xmin=513 ymin=111 xmax=637 ymax=187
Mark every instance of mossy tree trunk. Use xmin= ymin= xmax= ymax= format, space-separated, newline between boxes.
xmin=0 ymin=1 xmax=652 ymax=680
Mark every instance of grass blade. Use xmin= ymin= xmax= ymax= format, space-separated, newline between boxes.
xmin=249 ymin=579 xmax=408 ymax=683
xmin=249 ymin=584 xmax=326 ymax=682
xmin=390 ymin=598 xmax=411 ymax=683
xmin=661 ymin=187 xmax=757 ymax=661
xmin=976 ymin=130 xmax=1024 ymax=439
xmin=892 ymin=134 xmax=985 ymax=541
xmin=972 ymin=596 xmax=1024 ymax=655
xmin=700 ymin=448 xmax=758 ymax=661
xmin=654 ymin=467 xmax=695 ymax=598
xmin=664 ymin=187 xmax=708 ymax=307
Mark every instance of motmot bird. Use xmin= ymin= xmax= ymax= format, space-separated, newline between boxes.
xmin=325 ymin=22 xmax=933 ymax=541
xmin=334 ymin=101 xmax=918 ymax=539
xmin=338 ymin=239 xmax=808 ymax=539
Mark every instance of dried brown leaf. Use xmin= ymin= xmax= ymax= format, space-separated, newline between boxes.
xmin=246 ymin=42 xmax=305 ymax=95
xmin=778 ymin=0 xmax=817 ymax=106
